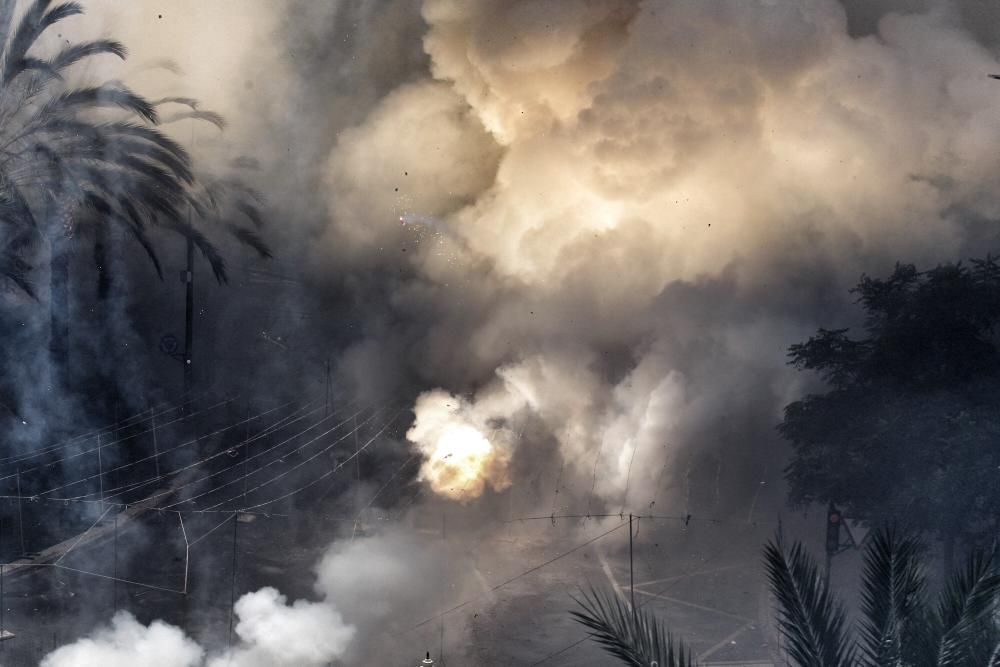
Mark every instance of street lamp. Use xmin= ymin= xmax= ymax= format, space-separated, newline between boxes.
xmin=418 ymin=651 xmax=435 ymax=665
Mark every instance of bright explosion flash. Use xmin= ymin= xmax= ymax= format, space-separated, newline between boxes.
xmin=407 ymin=391 xmax=512 ymax=502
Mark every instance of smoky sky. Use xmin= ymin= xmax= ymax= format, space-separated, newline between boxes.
xmin=47 ymin=0 xmax=1000 ymax=514
xmin=7 ymin=1 xmax=1000 ymax=661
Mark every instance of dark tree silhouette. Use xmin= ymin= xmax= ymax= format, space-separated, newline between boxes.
xmin=779 ymin=258 xmax=1000 ymax=563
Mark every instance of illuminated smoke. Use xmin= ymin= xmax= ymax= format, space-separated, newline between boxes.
xmin=407 ymin=390 xmax=513 ymax=501
xmin=321 ymin=0 xmax=1000 ymax=510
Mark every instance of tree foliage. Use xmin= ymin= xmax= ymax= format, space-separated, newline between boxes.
xmin=780 ymin=259 xmax=1000 ymax=545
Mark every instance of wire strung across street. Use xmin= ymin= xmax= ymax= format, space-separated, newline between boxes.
xmin=34 ymin=400 xmax=296 ymax=497
xmin=211 ymin=406 xmax=404 ymax=512
xmin=80 ymin=399 xmax=329 ymax=503
xmin=0 ymin=396 xmax=237 ymax=483
xmin=164 ymin=401 xmax=378 ymax=509
xmin=0 ymin=389 xmax=210 ymax=468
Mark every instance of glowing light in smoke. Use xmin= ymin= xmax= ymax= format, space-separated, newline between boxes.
xmin=407 ymin=391 xmax=512 ymax=502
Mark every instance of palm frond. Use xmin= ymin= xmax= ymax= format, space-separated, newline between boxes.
xmin=0 ymin=0 xmax=17 ymax=53
xmin=987 ymin=640 xmax=1000 ymax=667
xmin=2 ymin=0 xmax=54 ymax=78
xmin=49 ymin=39 xmax=127 ymax=71
xmin=82 ymin=192 xmax=162 ymax=279
xmin=160 ymin=109 xmax=226 ymax=130
xmin=234 ymin=199 xmax=263 ymax=228
xmin=0 ymin=246 xmax=35 ymax=297
xmin=151 ymin=96 xmax=198 ymax=109
xmin=935 ymin=546 xmax=1000 ymax=666
xmin=3 ymin=1 xmax=83 ymax=83
xmin=15 ymin=56 xmax=61 ymax=81
xmin=571 ymin=585 xmax=693 ymax=667
xmin=226 ymin=224 xmax=271 ymax=259
xmin=40 ymin=84 xmax=158 ymax=123
xmin=858 ymin=528 xmax=926 ymax=667
xmin=165 ymin=218 xmax=227 ymax=284
xmin=763 ymin=534 xmax=853 ymax=667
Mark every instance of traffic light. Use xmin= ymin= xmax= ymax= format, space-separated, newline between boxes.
xmin=826 ymin=502 xmax=842 ymax=555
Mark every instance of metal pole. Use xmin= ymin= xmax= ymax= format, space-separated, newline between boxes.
xmin=243 ymin=403 xmax=250 ymax=503
xmin=825 ymin=550 xmax=832 ymax=590
xmin=228 ymin=512 xmax=238 ymax=648
xmin=1 ymin=516 xmax=5 ymax=649
xmin=113 ymin=513 xmax=118 ymax=613
xmin=629 ymin=513 xmax=636 ymax=623
xmin=353 ymin=414 xmax=361 ymax=513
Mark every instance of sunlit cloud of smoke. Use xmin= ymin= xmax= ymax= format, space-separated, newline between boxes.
xmin=319 ymin=0 xmax=1000 ymax=507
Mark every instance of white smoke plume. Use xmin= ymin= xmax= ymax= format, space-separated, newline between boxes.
xmin=37 ymin=529 xmax=462 ymax=666
xmin=40 ymin=612 xmax=204 ymax=667
xmin=205 ymin=588 xmax=355 ymax=667
xmin=41 ymin=591 xmax=354 ymax=667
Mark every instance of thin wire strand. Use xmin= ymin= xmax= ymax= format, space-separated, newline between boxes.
xmin=0 ymin=389 xmax=210 ymax=467
xmin=37 ymin=400 xmax=295 ymax=497
xmin=225 ymin=408 xmax=404 ymax=512
xmin=171 ymin=403 xmax=381 ymax=510
xmin=0 ymin=396 xmax=235 ymax=484
xmin=83 ymin=399 xmax=331 ymax=503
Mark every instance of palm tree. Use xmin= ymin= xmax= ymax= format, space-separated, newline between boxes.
xmin=572 ymin=527 xmax=1000 ymax=666
xmin=571 ymin=586 xmax=694 ymax=666
xmin=764 ymin=529 xmax=1000 ymax=666
xmin=0 ymin=0 xmax=228 ymax=380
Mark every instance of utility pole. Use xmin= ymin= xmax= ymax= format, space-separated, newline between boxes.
xmin=228 ymin=512 xmax=239 ymax=649
xmin=113 ymin=513 xmax=118 ymax=613
xmin=354 ymin=413 xmax=361 ymax=514
xmin=243 ymin=403 xmax=250 ymax=503
xmin=629 ymin=513 xmax=636 ymax=625
xmin=1 ymin=516 xmax=5 ymax=651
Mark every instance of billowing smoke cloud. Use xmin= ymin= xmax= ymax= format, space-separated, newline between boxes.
xmin=205 ymin=588 xmax=354 ymax=667
xmin=14 ymin=0 xmax=1000 ymax=663
xmin=40 ymin=612 xmax=204 ymax=667
xmin=318 ymin=0 xmax=1000 ymax=511
xmin=40 ymin=529 xmax=459 ymax=666
xmin=42 ymin=588 xmax=354 ymax=667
